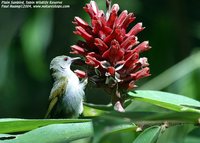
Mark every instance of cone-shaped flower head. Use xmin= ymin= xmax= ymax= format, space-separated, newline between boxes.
xmin=71 ymin=1 xmax=151 ymax=92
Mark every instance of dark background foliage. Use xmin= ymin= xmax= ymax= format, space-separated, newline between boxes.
xmin=0 ymin=0 xmax=200 ymax=120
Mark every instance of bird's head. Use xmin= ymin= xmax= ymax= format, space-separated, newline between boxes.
xmin=50 ymin=55 xmax=80 ymax=71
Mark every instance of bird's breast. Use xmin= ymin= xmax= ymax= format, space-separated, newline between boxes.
xmin=62 ymin=77 xmax=84 ymax=117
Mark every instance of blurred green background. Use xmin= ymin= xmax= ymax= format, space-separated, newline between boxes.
xmin=0 ymin=0 xmax=200 ymax=120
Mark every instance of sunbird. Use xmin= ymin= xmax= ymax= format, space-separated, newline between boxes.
xmin=45 ymin=55 xmax=87 ymax=118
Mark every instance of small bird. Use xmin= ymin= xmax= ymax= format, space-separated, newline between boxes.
xmin=45 ymin=55 xmax=87 ymax=118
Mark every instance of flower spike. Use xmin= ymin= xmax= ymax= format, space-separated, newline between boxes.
xmin=71 ymin=0 xmax=151 ymax=111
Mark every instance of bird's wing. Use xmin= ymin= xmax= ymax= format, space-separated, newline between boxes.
xmin=45 ymin=77 xmax=68 ymax=118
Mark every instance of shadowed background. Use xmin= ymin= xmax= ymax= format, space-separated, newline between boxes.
xmin=0 ymin=0 xmax=200 ymax=120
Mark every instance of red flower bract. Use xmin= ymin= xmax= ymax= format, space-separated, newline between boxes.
xmin=71 ymin=1 xmax=151 ymax=91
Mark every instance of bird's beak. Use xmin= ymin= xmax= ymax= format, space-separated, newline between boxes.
xmin=71 ymin=57 xmax=81 ymax=62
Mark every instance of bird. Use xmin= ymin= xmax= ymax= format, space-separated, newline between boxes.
xmin=45 ymin=55 xmax=87 ymax=118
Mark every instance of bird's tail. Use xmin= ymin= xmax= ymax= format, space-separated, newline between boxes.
xmin=44 ymin=97 xmax=58 ymax=118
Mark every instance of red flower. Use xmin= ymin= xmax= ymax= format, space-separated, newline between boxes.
xmin=71 ymin=1 xmax=151 ymax=92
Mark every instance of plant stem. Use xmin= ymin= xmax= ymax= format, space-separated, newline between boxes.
xmin=134 ymin=119 xmax=199 ymax=131
xmin=112 ymin=90 xmax=125 ymax=112
xmin=140 ymin=51 xmax=200 ymax=90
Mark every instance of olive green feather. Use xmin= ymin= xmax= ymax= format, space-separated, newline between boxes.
xmin=45 ymin=77 xmax=68 ymax=118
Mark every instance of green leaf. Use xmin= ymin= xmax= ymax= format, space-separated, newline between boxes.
xmin=128 ymin=90 xmax=200 ymax=113
xmin=92 ymin=111 xmax=200 ymax=143
xmin=133 ymin=126 xmax=161 ymax=143
xmin=184 ymin=136 xmax=200 ymax=143
xmin=157 ymin=124 xmax=195 ymax=143
xmin=1 ymin=122 xmax=93 ymax=143
xmin=184 ymin=127 xmax=200 ymax=143
xmin=103 ymin=111 xmax=200 ymax=124
xmin=0 ymin=118 xmax=90 ymax=134
xmin=92 ymin=115 xmax=137 ymax=143
xmin=83 ymin=99 xmax=132 ymax=113
xmin=83 ymin=105 xmax=107 ymax=117
xmin=84 ymin=102 xmax=113 ymax=111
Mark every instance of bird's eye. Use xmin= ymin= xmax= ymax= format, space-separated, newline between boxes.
xmin=64 ymin=57 xmax=68 ymax=61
